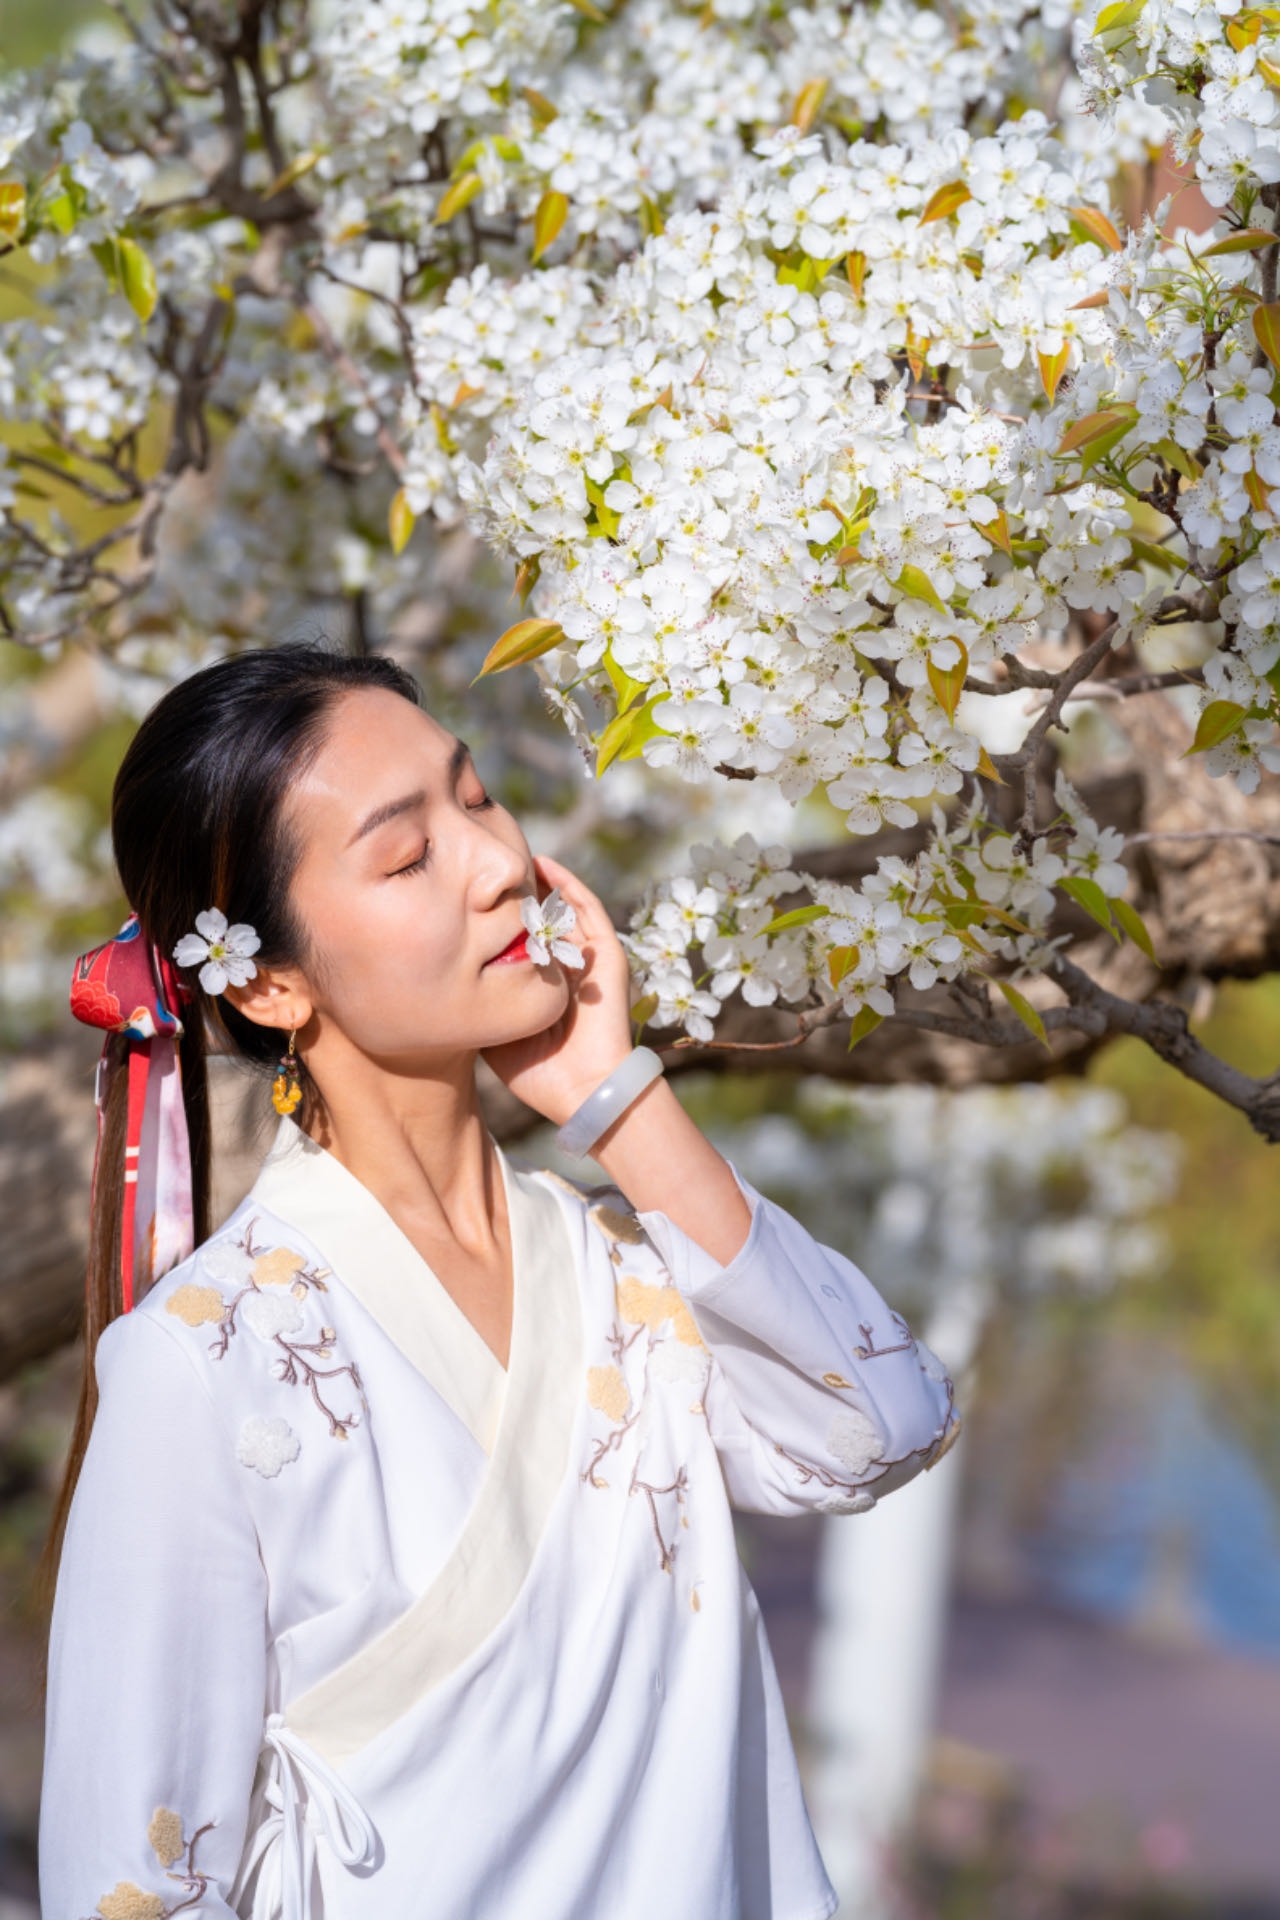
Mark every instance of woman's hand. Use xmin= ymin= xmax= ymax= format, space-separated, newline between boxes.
xmin=482 ymin=856 xmax=635 ymax=1127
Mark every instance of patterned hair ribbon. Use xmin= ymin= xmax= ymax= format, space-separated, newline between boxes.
xmin=70 ymin=914 xmax=194 ymax=1313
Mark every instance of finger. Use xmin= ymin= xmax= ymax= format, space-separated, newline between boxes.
xmin=537 ymin=856 xmax=606 ymax=929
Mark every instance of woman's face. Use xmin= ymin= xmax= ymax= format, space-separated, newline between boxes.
xmin=273 ymin=688 xmax=570 ymax=1061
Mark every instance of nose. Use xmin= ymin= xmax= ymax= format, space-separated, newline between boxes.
xmin=457 ymin=803 xmax=530 ymax=913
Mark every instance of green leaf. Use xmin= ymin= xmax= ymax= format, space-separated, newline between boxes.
xmin=1184 ymin=699 xmax=1248 ymax=755
xmin=263 ymin=150 xmax=321 ymax=199
xmin=532 ymin=189 xmax=569 ymax=262
xmin=1111 ymin=896 xmax=1158 ymax=965
xmin=791 ymin=77 xmax=829 ymax=133
xmin=893 ymin=564 xmax=948 ymax=615
xmin=977 ymin=745 xmax=1006 ymax=786
xmin=827 ymin=944 xmax=860 ymax=987
xmin=388 ymin=488 xmax=415 ymax=555
xmin=473 ymin=618 xmax=565 ymax=681
xmin=585 ymin=476 xmax=620 ymax=540
xmin=1067 ymin=205 xmax=1123 ymax=252
xmin=927 ymin=639 xmax=969 ymax=721
xmin=456 ymin=135 xmax=523 ymax=170
xmin=522 ymin=87 xmax=559 ymax=127
xmin=847 ymin=1005 xmax=885 ymax=1050
xmin=1126 ymin=534 xmax=1181 ymax=574
xmin=1154 ymin=437 xmax=1203 ymax=483
xmin=996 ymin=979 xmax=1049 ymax=1047
xmin=1058 ymin=873 xmax=1121 ymax=941
xmin=118 ymin=237 xmax=157 ymax=322
xmin=919 ymin=180 xmax=972 ymax=225
xmin=0 ymin=180 xmax=25 ymax=246
xmin=942 ymin=899 xmax=988 ymax=929
xmin=759 ymin=903 xmax=830 ymax=936
xmin=594 ymin=695 xmax=668 ymax=775
xmin=1254 ymin=302 xmax=1280 ymax=372
xmin=1094 ymin=0 xmax=1147 ymax=29
xmin=1037 ymin=344 xmax=1070 ymax=402
xmin=1057 ymin=405 xmax=1137 ymax=458
xmin=1198 ymin=226 xmax=1278 ymax=257
xmin=44 ymin=191 xmax=75 ymax=235
xmin=602 ymin=646 xmax=647 ymax=715
xmin=630 ymin=991 xmax=659 ymax=1038
xmin=434 ymin=171 xmax=483 ymax=224
xmin=638 ymin=194 xmax=664 ymax=238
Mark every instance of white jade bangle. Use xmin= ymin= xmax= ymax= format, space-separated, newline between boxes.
xmin=555 ymin=1047 xmax=665 ymax=1159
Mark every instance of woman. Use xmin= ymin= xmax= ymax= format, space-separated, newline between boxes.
xmin=41 ymin=647 xmax=958 ymax=1920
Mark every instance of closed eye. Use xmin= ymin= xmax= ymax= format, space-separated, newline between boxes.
xmin=385 ymin=794 xmax=495 ymax=879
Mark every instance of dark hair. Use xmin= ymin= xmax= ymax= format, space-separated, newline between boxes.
xmin=43 ymin=645 xmax=421 ymax=1586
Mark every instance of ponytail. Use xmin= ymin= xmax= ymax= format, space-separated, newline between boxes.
xmin=39 ymin=646 xmax=420 ymax=1602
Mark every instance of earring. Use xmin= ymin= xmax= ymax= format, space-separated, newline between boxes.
xmin=272 ymin=1029 xmax=303 ymax=1117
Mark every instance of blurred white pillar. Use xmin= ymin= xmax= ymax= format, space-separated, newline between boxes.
xmin=806 ymin=1283 xmax=987 ymax=1918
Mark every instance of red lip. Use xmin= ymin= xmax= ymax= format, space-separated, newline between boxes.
xmin=486 ymin=929 xmax=530 ymax=966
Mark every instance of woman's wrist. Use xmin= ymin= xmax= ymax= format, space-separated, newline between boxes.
xmin=555 ymin=1046 xmax=666 ymax=1158
xmin=591 ymin=1080 xmax=752 ymax=1266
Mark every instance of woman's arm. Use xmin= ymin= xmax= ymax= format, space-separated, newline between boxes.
xmin=636 ymin=1163 xmax=959 ymax=1514
xmin=41 ymin=1311 xmax=267 ymax=1920
xmin=593 ymin=1077 xmax=752 ymax=1266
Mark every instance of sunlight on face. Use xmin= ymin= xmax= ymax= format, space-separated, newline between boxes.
xmin=283 ymin=689 xmax=570 ymax=1060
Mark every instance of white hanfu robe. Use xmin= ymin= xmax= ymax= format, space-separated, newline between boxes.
xmin=41 ymin=1116 xmax=959 ymax=1920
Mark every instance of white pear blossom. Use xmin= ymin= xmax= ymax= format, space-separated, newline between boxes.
xmin=520 ymin=888 xmax=584 ymax=969
xmin=172 ymin=910 xmax=261 ymax=996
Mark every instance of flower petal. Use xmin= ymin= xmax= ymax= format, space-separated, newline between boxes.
xmin=194 ymin=907 xmax=229 ymax=941
xmin=225 ymin=923 xmax=261 ymax=956
xmin=198 ymin=958 xmax=230 ymax=995
xmin=550 ymin=936 xmax=585 ymax=969
xmin=223 ymin=955 xmax=258 ymax=986
xmin=526 ymin=932 xmax=551 ymax=965
xmin=173 ymin=934 xmax=210 ymax=967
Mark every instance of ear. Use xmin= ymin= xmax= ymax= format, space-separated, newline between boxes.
xmin=224 ymin=965 xmax=314 ymax=1037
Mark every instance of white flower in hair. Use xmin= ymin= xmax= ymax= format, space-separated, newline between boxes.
xmin=520 ymin=888 xmax=584 ymax=970
xmin=173 ymin=907 xmax=261 ymax=995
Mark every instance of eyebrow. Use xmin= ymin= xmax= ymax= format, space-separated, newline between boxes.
xmin=349 ymin=738 xmax=472 ymax=846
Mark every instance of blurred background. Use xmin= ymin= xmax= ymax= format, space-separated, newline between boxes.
xmin=3 ymin=2 xmax=1280 ymax=1918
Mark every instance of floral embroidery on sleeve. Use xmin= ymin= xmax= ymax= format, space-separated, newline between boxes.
xmin=164 ymin=1219 xmax=365 ymax=1442
xmin=582 ymin=1192 xmax=707 ymax=1574
xmin=84 ymin=1806 xmax=214 ymax=1919
xmin=236 ymin=1412 xmax=302 ymax=1477
xmin=586 ymin=1364 xmax=631 ymax=1424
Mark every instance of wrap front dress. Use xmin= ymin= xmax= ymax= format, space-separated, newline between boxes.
xmin=40 ymin=1116 xmax=959 ymax=1920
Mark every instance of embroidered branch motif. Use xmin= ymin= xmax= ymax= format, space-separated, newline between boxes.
xmin=772 ymin=1441 xmax=878 ymax=1501
xmin=583 ymin=1356 xmax=648 ymax=1489
xmin=167 ymin=1218 xmax=365 ymax=1440
xmin=774 ymin=1399 xmax=963 ymax=1504
xmin=629 ymin=1464 xmax=689 ymax=1573
xmin=84 ymin=1807 xmax=214 ymax=1919
xmin=582 ymin=1192 xmax=710 ymax=1573
xmin=851 ymin=1311 xmax=916 ymax=1360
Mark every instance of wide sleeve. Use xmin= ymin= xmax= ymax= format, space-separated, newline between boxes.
xmin=40 ymin=1308 xmax=268 ymax=1920
xmin=636 ymin=1165 xmax=960 ymax=1518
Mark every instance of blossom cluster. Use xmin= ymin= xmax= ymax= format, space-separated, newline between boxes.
xmin=624 ymin=794 xmax=1128 ymax=1046
xmin=6 ymin=0 xmax=1280 ymax=1058
xmin=461 ymin=121 xmax=1127 ymax=804
xmin=311 ymin=0 xmax=1094 ymax=262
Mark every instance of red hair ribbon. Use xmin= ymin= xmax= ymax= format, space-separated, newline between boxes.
xmin=70 ymin=914 xmax=194 ymax=1312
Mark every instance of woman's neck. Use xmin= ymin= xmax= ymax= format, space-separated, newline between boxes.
xmin=301 ymin=1039 xmax=504 ymax=1261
